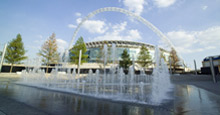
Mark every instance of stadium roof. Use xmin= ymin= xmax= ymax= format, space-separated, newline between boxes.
xmin=85 ymin=40 xmax=168 ymax=52
xmin=86 ymin=40 xmax=154 ymax=48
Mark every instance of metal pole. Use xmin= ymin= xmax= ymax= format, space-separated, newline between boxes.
xmin=0 ymin=43 xmax=7 ymax=72
xmin=209 ymin=57 xmax=217 ymax=83
xmin=169 ymin=56 xmax=172 ymax=74
xmin=194 ymin=60 xmax=197 ymax=75
xmin=77 ymin=50 xmax=82 ymax=77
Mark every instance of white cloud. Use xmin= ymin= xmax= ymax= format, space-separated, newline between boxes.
xmin=76 ymin=18 xmax=108 ymax=34
xmin=122 ymin=0 xmax=146 ymax=15
xmin=202 ymin=5 xmax=208 ymax=10
xmin=56 ymin=39 xmax=68 ymax=53
xmin=67 ymin=24 xmax=77 ymax=28
xmin=167 ymin=31 xmax=197 ymax=49
xmin=112 ymin=21 xmax=127 ymax=33
xmin=127 ymin=29 xmax=141 ymax=39
xmin=153 ymin=0 xmax=176 ymax=8
xmin=76 ymin=18 xmax=82 ymax=24
xmin=37 ymin=35 xmax=43 ymax=39
xmin=93 ymin=21 xmax=142 ymax=41
xmin=197 ymin=26 xmax=220 ymax=46
xmin=75 ymin=12 xmax=81 ymax=17
xmin=166 ymin=26 xmax=220 ymax=54
xmin=34 ymin=35 xmax=45 ymax=46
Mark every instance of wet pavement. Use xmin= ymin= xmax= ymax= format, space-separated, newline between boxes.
xmin=173 ymin=85 xmax=220 ymax=114
xmin=0 ymin=82 xmax=220 ymax=115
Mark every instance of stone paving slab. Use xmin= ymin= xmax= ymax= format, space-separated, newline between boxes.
xmin=173 ymin=81 xmax=220 ymax=96
xmin=171 ymin=74 xmax=220 ymax=96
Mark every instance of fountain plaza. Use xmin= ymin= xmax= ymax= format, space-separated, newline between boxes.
xmin=0 ymin=44 xmax=220 ymax=115
xmin=0 ymin=7 xmax=220 ymax=115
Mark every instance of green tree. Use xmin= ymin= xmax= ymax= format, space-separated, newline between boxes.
xmin=169 ymin=47 xmax=180 ymax=73
xmin=137 ymin=45 xmax=152 ymax=68
xmin=119 ymin=49 xmax=132 ymax=70
xmin=5 ymin=34 xmax=27 ymax=73
xmin=69 ymin=37 xmax=88 ymax=66
xmin=38 ymin=33 xmax=59 ymax=73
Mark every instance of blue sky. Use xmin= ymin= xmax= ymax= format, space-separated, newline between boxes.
xmin=0 ymin=0 xmax=220 ymax=69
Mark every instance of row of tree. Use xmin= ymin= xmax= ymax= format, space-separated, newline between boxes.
xmin=4 ymin=33 xmax=180 ymax=73
xmin=38 ymin=34 xmax=88 ymax=73
xmin=119 ymin=46 xmax=180 ymax=72
xmin=4 ymin=33 xmax=88 ymax=73
xmin=119 ymin=45 xmax=152 ymax=70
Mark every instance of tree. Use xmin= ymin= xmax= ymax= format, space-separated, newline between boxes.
xmin=169 ymin=47 xmax=180 ymax=73
xmin=137 ymin=45 xmax=152 ymax=68
xmin=69 ymin=37 xmax=88 ymax=66
xmin=119 ymin=49 xmax=132 ymax=70
xmin=5 ymin=34 xmax=27 ymax=73
xmin=38 ymin=33 xmax=59 ymax=73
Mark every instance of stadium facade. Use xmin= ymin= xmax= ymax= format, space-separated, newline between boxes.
xmin=85 ymin=40 xmax=170 ymax=63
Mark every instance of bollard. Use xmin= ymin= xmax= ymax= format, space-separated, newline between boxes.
xmin=194 ymin=60 xmax=197 ymax=75
xmin=209 ymin=57 xmax=217 ymax=83
xmin=0 ymin=43 xmax=7 ymax=72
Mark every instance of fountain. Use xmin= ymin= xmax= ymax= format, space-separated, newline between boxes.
xmin=151 ymin=46 xmax=173 ymax=103
xmin=17 ymin=44 xmax=173 ymax=105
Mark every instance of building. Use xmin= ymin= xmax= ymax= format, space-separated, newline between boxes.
xmin=201 ymin=55 xmax=220 ymax=74
xmin=1 ymin=40 xmax=173 ymax=73
xmin=85 ymin=40 xmax=170 ymax=63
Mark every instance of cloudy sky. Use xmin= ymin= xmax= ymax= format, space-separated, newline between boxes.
xmin=0 ymin=0 xmax=220 ymax=69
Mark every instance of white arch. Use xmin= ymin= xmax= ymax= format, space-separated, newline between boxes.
xmin=68 ymin=7 xmax=175 ymax=50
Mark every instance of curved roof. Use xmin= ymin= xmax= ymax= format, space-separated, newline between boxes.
xmin=85 ymin=40 xmax=169 ymax=53
xmin=203 ymin=55 xmax=220 ymax=61
xmin=85 ymin=40 xmax=155 ymax=49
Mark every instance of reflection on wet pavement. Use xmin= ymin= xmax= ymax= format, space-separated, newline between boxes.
xmin=174 ymin=85 xmax=220 ymax=115
xmin=0 ymin=83 xmax=220 ymax=115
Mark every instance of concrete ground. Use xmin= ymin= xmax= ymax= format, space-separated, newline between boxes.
xmin=0 ymin=73 xmax=220 ymax=115
xmin=171 ymin=74 xmax=220 ymax=96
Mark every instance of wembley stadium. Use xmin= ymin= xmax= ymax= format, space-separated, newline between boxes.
xmin=85 ymin=40 xmax=170 ymax=63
